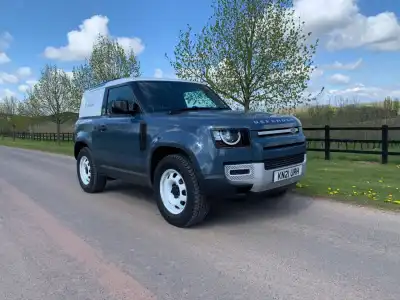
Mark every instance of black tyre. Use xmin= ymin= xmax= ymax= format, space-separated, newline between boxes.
xmin=154 ymin=154 xmax=210 ymax=228
xmin=76 ymin=147 xmax=107 ymax=193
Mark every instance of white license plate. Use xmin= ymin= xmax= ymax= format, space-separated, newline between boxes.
xmin=273 ymin=165 xmax=302 ymax=182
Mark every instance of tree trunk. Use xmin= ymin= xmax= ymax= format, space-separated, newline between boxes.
xmin=244 ymin=100 xmax=250 ymax=112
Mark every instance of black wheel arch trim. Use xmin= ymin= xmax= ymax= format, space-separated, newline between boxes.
xmin=74 ymin=134 xmax=92 ymax=159
xmin=147 ymin=142 xmax=204 ymax=186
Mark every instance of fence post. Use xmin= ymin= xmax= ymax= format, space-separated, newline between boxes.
xmin=12 ymin=124 xmax=16 ymax=141
xmin=324 ymin=125 xmax=330 ymax=160
xmin=381 ymin=125 xmax=389 ymax=164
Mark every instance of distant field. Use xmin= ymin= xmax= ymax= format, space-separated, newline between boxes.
xmin=1 ymin=137 xmax=399 ymax=210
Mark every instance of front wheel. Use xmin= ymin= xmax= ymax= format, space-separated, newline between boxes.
xmin=77 ymin=147 xmax=107 ymax=193
xmin=154 ymin=154 xmax=210 ymax=228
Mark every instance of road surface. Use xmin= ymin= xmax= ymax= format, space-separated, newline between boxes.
xmin=0 ymin=146 xmax=400 ymax=300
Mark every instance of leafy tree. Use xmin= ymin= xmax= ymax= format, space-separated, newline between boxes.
xmin=71 ymin=34 xmax=142 ymax=111
xmin=167 ymin=0 xmax=321 ymax=112
xmin=26 ymin=64 xmax=74 ymax=143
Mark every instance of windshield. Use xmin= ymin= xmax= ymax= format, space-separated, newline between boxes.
xmin=133 ymin=81 xmax=231 ymax=113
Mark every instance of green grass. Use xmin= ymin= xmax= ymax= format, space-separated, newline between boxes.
xmin=0 ymin=137 xmax=73 ymax=156
xmin=296 ymin=158 xmax=400 ymax=210
xmin=1 ymin=137 xmax=400 ymax=210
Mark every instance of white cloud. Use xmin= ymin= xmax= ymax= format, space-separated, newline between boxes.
xmin=0 ymin=72 xmax=18 ymax=84
xmin=294 ymin=0 xmax=357 ymax=37
xmin=294 ymin=0 xmax=400 ymax=51
xmin=0 ymin=88 xmax=16 ymax=99
xmin=0 ymin=32 xmax=13 ymax=64
xmin=325 ymin=58 xmax=362 ymax=70
xmin=18 ymin=85 xmax=29 ymax=93
xmin=154 ymin=68 xmax=163 ymax=78
xmin=44 ymin=15 xmax=145 ymax=61
xmin=26 ymin=79 xmax=38 ymax=87
xmin=0 ymin=32 xmax=13 ymax=50
xmin=329 ymin=73 xmax=350 ymax=84
xmin=326 ymin=83 xmax=400 ymax=101
xmin=0 ymin=52 xmax=10 ymax=64
xmin=16 ymin=67 xmax=32 ymax=78
xmin=65 ymin=71 xmax=73 ymax=79
xmin=310 ymin=67 xmax=323 ymax=79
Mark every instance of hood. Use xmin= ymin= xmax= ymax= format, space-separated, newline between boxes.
xmin=152 ymin=110 xmax=301 ymax=130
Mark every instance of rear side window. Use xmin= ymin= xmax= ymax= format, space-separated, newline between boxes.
xmin=105 ymin=85 xmax=135 ymax=114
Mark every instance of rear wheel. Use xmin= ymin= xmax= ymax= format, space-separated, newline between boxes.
xmin=154 ymin=154 xmax=210 ymax=228
xmin=77 ymin=147 xmax=107 ymax=193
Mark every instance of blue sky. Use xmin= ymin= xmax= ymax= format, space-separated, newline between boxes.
xmin=1 ymin=0 xmax=400 ymax=103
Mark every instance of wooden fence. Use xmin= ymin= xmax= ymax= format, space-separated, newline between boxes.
xmin=304 ymin=125 xmax=400 ymax=164
xmin=1 ymin=132 xmax=75 ymax=142
xmin=2 ymin=125 xmax=400 ymax=164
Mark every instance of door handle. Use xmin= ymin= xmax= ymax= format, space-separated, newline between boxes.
xmin=98 ymin=124 xmax=107 ymax=132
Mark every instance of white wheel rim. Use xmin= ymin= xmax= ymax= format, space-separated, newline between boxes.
xmin=159 ymin=169 xmax=187 ymax=215
xmin=79 ymin=156 xmax=91 ymax=185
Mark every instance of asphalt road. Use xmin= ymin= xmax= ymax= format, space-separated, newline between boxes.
xmin=1 ymin=146 xmax=400 ymax=300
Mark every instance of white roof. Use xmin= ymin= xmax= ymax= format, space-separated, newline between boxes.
xmin=86 ymin=77 xmax=206 ymax=92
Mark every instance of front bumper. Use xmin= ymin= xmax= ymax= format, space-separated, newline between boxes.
xmin=226 ymin=154 xmax=306 ymax=192
xmin=200 ymin=154 xmax=307 ymax=196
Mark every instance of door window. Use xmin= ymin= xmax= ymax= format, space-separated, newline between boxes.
xmin=105 ymin=85 xmax=135 ymax=115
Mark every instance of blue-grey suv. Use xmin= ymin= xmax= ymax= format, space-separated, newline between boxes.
xmin=74 ymin=78 xmax=306 ymax=227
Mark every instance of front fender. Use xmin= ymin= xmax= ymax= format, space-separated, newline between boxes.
xmin=74 ymin=130 xmax=93 ymax=159
xmin=75 ymin=130 xmax=92 ymax=147
xmin=147 ymin=127 xmax=216 ymax=178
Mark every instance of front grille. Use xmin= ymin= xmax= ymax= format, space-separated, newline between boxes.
xmin=257 ymin=127 xmax=299 ymax=138
xmin=264 ymin=153 xmax=305 ymax=170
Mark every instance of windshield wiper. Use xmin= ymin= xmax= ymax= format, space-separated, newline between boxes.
xmin=167 ymin=106 xmax=229 ymax=115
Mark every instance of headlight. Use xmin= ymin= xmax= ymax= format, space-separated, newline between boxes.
xmin=212 ymin=128 xmax=250 ymax=148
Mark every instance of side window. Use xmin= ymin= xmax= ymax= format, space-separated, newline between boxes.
xmin=106 ymin=85 xmax=135 ymax=114
xmin=183 ymin=90 xmax=217 ymax=108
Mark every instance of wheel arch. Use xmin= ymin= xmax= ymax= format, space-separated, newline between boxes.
xmin=149 ymin=144 xmax=202 ymax=185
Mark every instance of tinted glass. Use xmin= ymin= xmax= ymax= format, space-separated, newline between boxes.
xmin=106 ymin=85 xmax=135 ymax=114
xmin=133 ymin=81 xmax=230 ymax=112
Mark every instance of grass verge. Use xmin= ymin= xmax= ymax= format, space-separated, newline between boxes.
xmin=1 ymin=137 xmax=400 ymax=210
xmin=0 ymin=137 xmax=73 ymax=156
xmin=296 ymin=158 xmax=400 ymax=210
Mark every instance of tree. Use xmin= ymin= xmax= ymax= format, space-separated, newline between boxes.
xmin=0 ymin=96 xmax=20 ymax=133
xmin=0 ymin=96 xmax=19 ymax=115
xmin=26 ymin=64 xmax=74 ymax=144
xmin=167 ymin=0 xmax=321 ymax=112
xmin=71 ymin=34 xmax=142 ymax=111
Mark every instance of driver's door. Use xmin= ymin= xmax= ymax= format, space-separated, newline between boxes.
xmin=99 ymin=84 xmax=145 ymax=177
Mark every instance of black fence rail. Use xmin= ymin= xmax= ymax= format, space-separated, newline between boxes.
xmin=303 ymin=125 xmax=400 ymax=164
xmin=1 ymin=131 xmax=75 ymax=142
xmin=2 ymin=125 xmax=400 ymax=164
